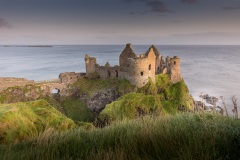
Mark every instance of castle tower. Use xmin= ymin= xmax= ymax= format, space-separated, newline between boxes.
xmin=126 ymin=48 xmax=156 ymax=88
xmin=170 ymin=56 xmax=182 ymax=83
xmin=119 ymin=43 xmax=137 ymax=67
xmin=127 ymin=57 xmax=150 ymax=88
xmin=85 ymin=54 xmax=96 ymax=77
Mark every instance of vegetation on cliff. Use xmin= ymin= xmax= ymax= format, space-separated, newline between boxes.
xmin=72 ymin=77 xmax=135 ymax=97
xmin=0 ymin=74 xmax=194 ymax=126
xmin=0 ymin=84 xmax=43 ymax=104
xmin=0 ymin=100 xmax=75 ymax=144
xmin=0 ymin=113 xmax=239 ymax=160
xmin=0 ymin=84 xmax=96 ymax=123
xmin=0 ymin=75 xmax=238 ymax=159
xmin=98 ymin=74 xmax=194 ymax=124
xmin=61 ymin=99 xmax=95 ymax=122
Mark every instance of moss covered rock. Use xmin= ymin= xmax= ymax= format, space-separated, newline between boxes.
xmin=0 ymin=84 xmax=43 ymax=104
xmin=97 ymin=74 xmax=194 ymax=125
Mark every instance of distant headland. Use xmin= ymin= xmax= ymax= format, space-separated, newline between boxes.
xmin=2 ymin=45 xmax=53 ymax=47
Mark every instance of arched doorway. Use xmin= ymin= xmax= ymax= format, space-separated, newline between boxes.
xmin=115 ymin=70 xmax=118 ymax=78
xmin=108 ymin=70 xmax=111 ymax=77
xmin=51 ymin=88 xmax=60 ymax=94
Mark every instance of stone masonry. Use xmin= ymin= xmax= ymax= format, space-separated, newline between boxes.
xmin=85 ymin=44 xmax=182 ymax=88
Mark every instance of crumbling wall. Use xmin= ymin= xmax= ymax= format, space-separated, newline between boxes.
xmin=170 ymin=56 xmax=182 ymax=83
xmin=0 ymin=78 xmax=35 ymax=91
xmin=59 ymin=72 xmax=83 ymax=84
xmin=85 ymin=54 xmax=96 ymax=77
xmin=96 ymin=65 xmax=120 ymax=79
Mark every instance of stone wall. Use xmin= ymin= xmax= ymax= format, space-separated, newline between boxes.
xmin=170 ymin=56 xmax=182 ymax=83
xmin=85 ymin=54 xmax=96 ymax=77
xmin=59 ymin=72 xmax=83 ymax=84
xmin=0 ymin=77 xmax=35 ymax=91
xmin=96 ymin=66 xmax=120 ymax=79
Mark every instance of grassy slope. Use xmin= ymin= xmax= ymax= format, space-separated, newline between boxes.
xmin=61 ymin=99 xmax=95 ymax=122
xmin=98 ymin=74 xmax=194 ymax=122
xmin=0 ymin=84 xmax=96 ymax=123
xmin=72 ymin=77 xmax=135 ymax=97
xmin=99 ymin=93 xmax=162 ymax=122
xmin=0 ymin=113 xmax=239 ymax=160
xmin=0 ymin=100 xmax=75 ymax=144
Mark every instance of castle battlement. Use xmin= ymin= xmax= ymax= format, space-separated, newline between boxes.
xmin=85 ymin=44 xmax=182 ymax=87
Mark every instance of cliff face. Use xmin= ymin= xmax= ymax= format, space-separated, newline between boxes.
xmin=0 ymin=77 xmax=135 ymax=119
xmin=78 ymin=88 xmax=120 ymax=114
xmin=0 ymin=75 xmax=194 ymax=124
xmin=97 ymin=74 xmax=195 ymax=126
xmin=69 ymin=77 xmax=135 ymax=115
xmin=0 ymin=85 xmax=43 ymax=104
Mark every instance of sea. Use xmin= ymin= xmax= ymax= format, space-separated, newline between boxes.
xmin=0 ymin=45 xmax=240 ymax=109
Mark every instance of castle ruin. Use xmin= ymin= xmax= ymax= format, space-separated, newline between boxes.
xmin=85 ymin=44 xmax=182 ymax=88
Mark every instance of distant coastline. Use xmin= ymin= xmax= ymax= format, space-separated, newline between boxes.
xmin=2 ymin=45 xmax=53 ymax=48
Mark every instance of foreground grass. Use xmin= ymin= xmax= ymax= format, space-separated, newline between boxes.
xmin=0 ymin=113 xmax=240 ymax=160
xmin=0 ymin=100 xmax=75 ymax=144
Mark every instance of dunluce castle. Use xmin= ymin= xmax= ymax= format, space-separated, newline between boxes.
xmin=0 ymin=44 xmax=182 ymax=92
xmin=85 ymin=43 xmax=182 ymax=88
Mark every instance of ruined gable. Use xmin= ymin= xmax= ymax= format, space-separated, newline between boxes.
xmin=146 ymin=48 xmax=156 ymax=84
xmin=145 ymin=45 xmax=160 ymax=58
xmin=119 ymin=43 xmax=137 ymax=67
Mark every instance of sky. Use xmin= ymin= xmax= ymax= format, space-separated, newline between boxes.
xmin=0 ymin=0 xmax=240 ymax=45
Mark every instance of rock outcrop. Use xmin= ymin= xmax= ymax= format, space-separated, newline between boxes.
xmin=78 ymin=88 xmax=120 ymax=115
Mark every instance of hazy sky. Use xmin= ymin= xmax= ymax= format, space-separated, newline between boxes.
xmin=0 ymin=0 xmax=240 ymax=45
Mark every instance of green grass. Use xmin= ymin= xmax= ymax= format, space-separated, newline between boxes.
xmin=98 ymin=93 xmax=162 ymax=123
xmin=0 ymin=100 xmax=75 ymax=144
xmin=0 ymin=85 xmax=43 ymax=104
xmin=0 ymin=113 xmax=240 ymax=160
xmin=61 ymin=99 xmax=95 ymax=122
xmin=97 ymin=74 xmax=194 ymax=124
xmin=72 ymin=77 xmax=135 ymax=97
xmin=154 ymin=74 xmax=194 ymax=112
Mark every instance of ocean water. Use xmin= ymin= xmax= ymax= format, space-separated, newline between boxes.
xmin=0 ymin=45 xmax=240 ymax=107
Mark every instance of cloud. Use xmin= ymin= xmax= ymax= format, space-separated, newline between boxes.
xmin=222 ymin=6 xmax=240 ymax=10
xmin=147 ymin=1 xmax=173 ymax=13
xmin=171 ymin=32 xmax=240 ymax=37
xmin=100 ymin=31 xmax=116 ymax=34
xmin=160 ymin=32 xmax=240 ymax=45
xmin=128 ymin=11 xmax=136 ymax=15
xmin=0 ymin=18 xmax=12 ymax=29
xmin=128 ymin=10 xmax=149 ymax=15
xmin=181 ymin=0 xmax=198 ymax=4
xmin=123 ymin=0 xmax=172 ymax=14
xmin=122 ymin=0 xmax=151 ymax=2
